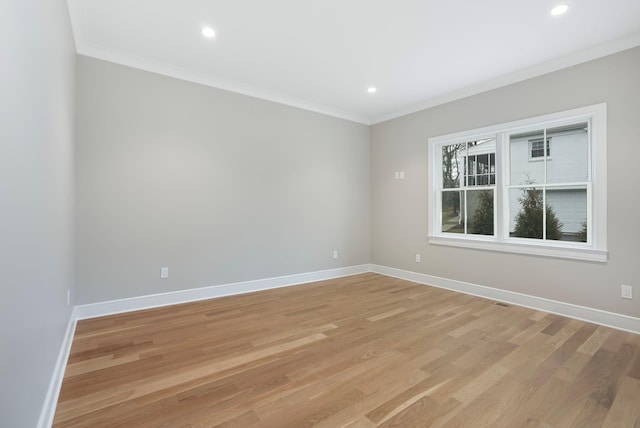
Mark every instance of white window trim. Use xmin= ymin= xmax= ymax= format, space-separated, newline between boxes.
xmin=427 ymin=103 xmax=607 ymax=263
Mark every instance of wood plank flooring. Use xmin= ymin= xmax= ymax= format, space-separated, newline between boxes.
xmin=53 ymin=273 xmax=640 ymax=427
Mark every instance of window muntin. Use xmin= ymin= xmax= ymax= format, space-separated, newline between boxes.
xmin=428 ymin=104 xmax=607 ymax=262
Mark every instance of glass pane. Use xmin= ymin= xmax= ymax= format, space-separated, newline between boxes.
xmin=546 ymin=187 xmax=588 ymax=242
xmin=509 ymin=187 xmax=544 ymax=239
xmin=442 ymin=143 xmax=465 ymax=189
xmin=467 ymin=190 xmax=494 ymax=236
xmin=546 ymin=123 xmax=589 ymax=183
xmin=441 ymin=191 xmax=465 ymax=233
xmin=531 ymin=140 xmax=542 ymax=155
xmin=510 ymin=130 xmax=545 ymax=185
xmin=477 ymin=154 xmax=488 ymax=174
xmin=466 ymin=138 xmax=496 ymax=187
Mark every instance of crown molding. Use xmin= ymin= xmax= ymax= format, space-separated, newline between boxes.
xmin=371 ymin=31 xmax=640 ymax=124
xmin=66 ymin=0 xmax=640 ymax=127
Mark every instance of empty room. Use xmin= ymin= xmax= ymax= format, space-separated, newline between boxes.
xmin=2 ymin=0 xmax=640 ymax=427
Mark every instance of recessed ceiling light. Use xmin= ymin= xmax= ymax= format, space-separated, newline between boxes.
xmin=551 ymin=4 xmax=569 ymax=16
xmin=368 ymin=87 xmax=377 ymax=94
xmin=201 ymin=27 xmax=216 ymax=38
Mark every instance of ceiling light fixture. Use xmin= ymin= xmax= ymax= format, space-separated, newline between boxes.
xmin=367 ymin=87 xmax=377 ymax=94
xmin=201 ymin=27 xmax=216 ymax=38
xmin=550 ymin=4 xmax=569 ymax=16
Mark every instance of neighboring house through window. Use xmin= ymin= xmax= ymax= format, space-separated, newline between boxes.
xmin=428 ymin=104 xmax=607 ymax=262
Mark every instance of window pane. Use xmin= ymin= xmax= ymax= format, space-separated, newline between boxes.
xmin=467 ymin=138 xmax=496 ymax=186
xmin=509 ymin=187 xmax=544 ymax=239
xmin=467 ymin=190 xmax=494 ymax=236
xmin=546 ymin=123 xmax=589 ymax=184
xmin=441 ymin=191 xmax=464 ymax=233
xmin=531 ymin=140 xmax=544 ymax=157
xmin=442 ymin=143 xmax=465 ymax=189
xmin=546 ymin=187 xmax=588 ymax=242
xmin=466 ymin=138 xmax=496 ymax=187
xmin=510 ymin=130 xmax=544 ymax=185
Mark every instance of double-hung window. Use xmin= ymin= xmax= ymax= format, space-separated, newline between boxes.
xmin=428 ymin=104 xmax=607 ymax=262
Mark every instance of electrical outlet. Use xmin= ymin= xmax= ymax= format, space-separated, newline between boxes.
xmin=333 ymin=250 xmax=338 ymax=259
xmin=394 ymin=171 xmax=400 ymax=180
xmin=621 ymin=284 xmax=633 ymax=300
xmin=161 ymin=267 xmax=169 ymax=279
xmin=415 ymin=254 xmax=421 ymax=263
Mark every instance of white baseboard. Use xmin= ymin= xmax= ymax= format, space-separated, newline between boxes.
xmin=37 ymin=310 xmax=77 ymax=428
xmin=371 ymin=264 xmax=640 ymax=335
xmin=74 ymin=264 xmax=372 ymax=320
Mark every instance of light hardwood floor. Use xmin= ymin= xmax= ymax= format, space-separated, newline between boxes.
xmin=54 ymin=273 xmax=640 ymax=427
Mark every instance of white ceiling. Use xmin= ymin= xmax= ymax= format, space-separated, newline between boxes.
xmin=67 ymin=0 xmax=640 ymax=124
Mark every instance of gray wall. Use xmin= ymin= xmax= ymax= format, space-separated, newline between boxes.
xmin=75 ymin=57 xmax=371 ymax=304
xmin=371 ymin=46 xmax=640 ymax=318
xmin=0 ymin=0 xmax=76 ymax=426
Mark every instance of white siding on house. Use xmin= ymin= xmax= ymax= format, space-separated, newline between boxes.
xmin=509 ymin=127 xmax=589 ymax=185
xmin=547 ymin=189 xmax=587 ymax=233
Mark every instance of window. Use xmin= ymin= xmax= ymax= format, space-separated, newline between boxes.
xmin=530 ymin=138 xmax=550 ymax=159
xmin=428 ymin=104 xmax=607 ymax=262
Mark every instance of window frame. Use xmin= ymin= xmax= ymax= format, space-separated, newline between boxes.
xmin=427 ymin=103 xmax=607 ymax=263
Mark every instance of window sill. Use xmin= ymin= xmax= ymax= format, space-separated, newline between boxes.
xmin=427 ymin=235 xmax=608 ymax=263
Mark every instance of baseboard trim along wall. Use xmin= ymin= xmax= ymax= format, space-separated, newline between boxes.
xmin=370 ymin=264 xmax=640 ymax=335
xmin=37 ymin=312 xmax=77 ymax=428
xmin=68 ymin=264 xmax=640 ymax=333
xmin=74 ymin=264 xmax=371 ymax=320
